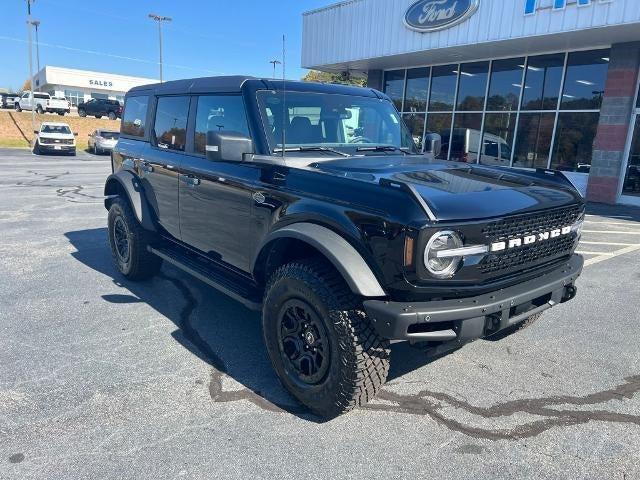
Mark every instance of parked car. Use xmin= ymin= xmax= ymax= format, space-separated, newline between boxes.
xmin=33 ymin=122 xmax=77 ymax=155
xmin=77 ymin=98 xmax=122 ymax=120
xmin=88 ymin=129 xmax=119 ymax=154
xmin=15 ymin=91 xmax=70 ymax=115
xmin=1 ymin=93 xmax=18 ymax=109
xmin=104 ymin=76 xmax=584 ymax=417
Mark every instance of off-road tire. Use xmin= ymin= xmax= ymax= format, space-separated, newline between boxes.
xmin=108 ymin=111 xmax=117 ymax=120
xmin=516 ymin=312 xmax=543 ymax=331
xmin=107 ymin=197 xmax=162 ymax=280
xmin=263 ymin=258 xmax=390 ymax=418
xmin=78 ymin=108 xmax=86 ymax=117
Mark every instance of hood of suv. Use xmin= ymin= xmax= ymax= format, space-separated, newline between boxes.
xmin=311 ymin=156 xmax=582 ymax=221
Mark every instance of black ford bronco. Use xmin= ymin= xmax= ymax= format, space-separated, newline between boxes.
xmin=105 ymin=76 xmax=584 ymax=417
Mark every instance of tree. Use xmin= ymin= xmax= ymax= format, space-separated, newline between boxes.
xmin=302 ymin=70 xmax=367 ymax=87
xmin=21 ymin=79 xmax=31 ymax=92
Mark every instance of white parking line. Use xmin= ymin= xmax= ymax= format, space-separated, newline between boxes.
xmin=576 ymin=251 xmax=614 ymax=256
xmin=584 ymin=221 xmax=640 ymax=227
xmin=582 ymin=230 xmax=640 ymax=235
xmin=584 ymin=244 xmax=640 ymax=267
xmin=580 ymin=241 xmax=636 ymax=246
xmin=585 ymin=214 xmax=633 ymax=219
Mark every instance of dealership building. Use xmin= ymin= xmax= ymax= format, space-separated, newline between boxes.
xmin=32 ymin=66 xmax=156 ymax=108
xmin=302 ymin=0 xmax=640 ymax=205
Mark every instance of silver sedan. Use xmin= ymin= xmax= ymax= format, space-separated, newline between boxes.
xmin=88 ymin=129 xmax=120 ymax=155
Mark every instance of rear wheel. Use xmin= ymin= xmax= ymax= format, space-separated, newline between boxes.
xmin=78 ymin=108 xmax=86 ymax=117
xmin=95 ymin=115 xmax=102 ymax=119
xmin=15 ymin=104 xmax=22 ymax=112
xmin=107 ymin=197 xmax=162 ymax=280
xmin=36 ymin=105 xmax=44 ymax=114
xmin=262 ymin=259 xmax=390 ymax=418
xmin=108 ymin=111 xmax=117 ymax=120
xmin=58 ymin=111 xmax=65 ymax=116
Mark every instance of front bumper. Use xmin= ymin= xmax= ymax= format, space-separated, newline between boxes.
xmin=364 ymin=254 xmax=583 ymax=342
xmin=39 ymin=144 xmax=76 ymax=153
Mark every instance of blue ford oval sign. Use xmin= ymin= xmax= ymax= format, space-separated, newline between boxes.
xmin=404 ymin=0 xmax=480 ymax=32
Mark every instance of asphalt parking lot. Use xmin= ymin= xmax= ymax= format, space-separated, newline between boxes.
xmin=1 ymin=148 xmax=639 ymax=480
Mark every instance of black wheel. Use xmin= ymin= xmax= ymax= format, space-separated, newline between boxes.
xmin=95 ymin=115 xmax=102 ymax=119
xmin=263 ymin=259 xmax=390 ymax=418
xmin=33 ymin=141 xmax=41 ymax=155
xmin=516 ymin=312 xmax=543 ymax=331
xmin=108 ymin=111 xmax=116 ymax=120
xmin=93 ymin=144 xmax=98 ymax=155
xmin=58 ymin=112 xmax=65 ymax=116
xmin=69 ymin=149 xmax=76 ymax=157
xmin=107 ymin=197 xmax=162 ymax=280
xmin=15 ymin=104 xmax=22 ymax=112
xmin=36 ymin=105 xmax=44 ymax=114
xmin=78 ymin=108 xmax=86 ymax=117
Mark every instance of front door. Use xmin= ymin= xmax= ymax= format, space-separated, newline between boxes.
xmin=178 ymin=94 xmax=257 ymax=272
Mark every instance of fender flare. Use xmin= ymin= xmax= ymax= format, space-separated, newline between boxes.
xmin=255 ymin=223 xmax=386 ymax=298
xmin=104 ymin=170 xmax=156 ymax=232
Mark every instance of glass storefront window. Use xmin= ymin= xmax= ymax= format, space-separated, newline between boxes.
xmin=480 ymin=113 xmax=517 ymax=166
xmin=622 ymin=120 xmax=640 ymax=197
xmin=450 ymin=113 xmax=482 ymax=163
xmin=551 ymin=112 xmax=600 ymax=172
xmin=513 ymin=113 xmax=556 ymax=169
xmin=429 ymin=65 xmax=458 ymax=112
xmin=383 ymin=70 xmax=405 ymax=111
xmin=561 ymin=49 xmax=610 ymax=110
xmin=404 ymin=68 xmax=429 ymax=113
xmin=403 ymin=113 xmax=426 ymax=151
xmin=487 ymin=58 xmax=525 ymax=111
xmin=521 ymin=53 xmax=565 ymax=110
xmin=456 ymin=62 xmax=489 ymax=111
xmin=426 ymin=113 xmax=452 ymax=159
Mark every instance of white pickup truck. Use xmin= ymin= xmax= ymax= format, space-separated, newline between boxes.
xmin=15 ymin=91 xmax=70 ymax=116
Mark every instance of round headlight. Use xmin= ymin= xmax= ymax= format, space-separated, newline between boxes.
xmin=424 ymin=230 xmax=463 ymax=278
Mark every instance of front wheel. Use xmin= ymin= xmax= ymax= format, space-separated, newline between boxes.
xmin=107 ymin=198 xmax=162 ymax=280
xmin=262 ymin=259 xmax=390 ymax=418
xmin=78 ymin=108 xmax=86 ymax=117
xmin=15 ymin=104 xmax=22 ymax=112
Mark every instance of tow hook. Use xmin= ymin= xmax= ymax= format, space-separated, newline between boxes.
xmin=562 ymin=285 xmax=577 ymax=303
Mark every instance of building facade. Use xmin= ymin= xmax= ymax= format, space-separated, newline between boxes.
xmin=33 ymin=66 xmax=156 ymax=108
xmin=302 ymin=0 xmax=640 ymax=205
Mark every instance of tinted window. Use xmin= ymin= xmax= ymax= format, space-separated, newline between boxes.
xmin=153 ymin=96 xmax=190 ymax=152
xmin=121 ymin=96 xmax=149 ymax=138
xmin=522 ymin=53 xmax=565 ymax=110
xmin=426 ymin=113 xmax=452 ymax=159
xmin=404 ymin=68 xmax=429 ymax=113
xmin=383 ymin=70 xmax=405 ymax=111
xmin=513 ymin=112 xmax=556 ymax=169
xmin=194 ymin=95 xmax=250 ymax=155
xmin=403 ymin=113 xmax=426 ymax=151
xmin=456 ymin=62 xmax=489 ymax=111
xmin=41 ymin=125 xmax=71 ymax=134
xmin=561 ymin=49 xmax=610 ymax=110
xmin=551 ymin=112 xmax=600 ymax=172
xmin=429 ymin=65 xmax=457 ymax=112
xmin=450 ymin=113 xmax=482 ymax=163
xmin=623 ymin=120 xmax=640 ymax=196
xmin=480 ymin=113 xmax=517 ymax=166
xmin=487 ymin=58 xmax=525 ymax=111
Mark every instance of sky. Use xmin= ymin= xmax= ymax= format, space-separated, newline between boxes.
xmin=0 ymin=0 xmax=331 ymax=91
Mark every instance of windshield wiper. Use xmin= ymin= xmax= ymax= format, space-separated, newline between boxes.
xmin=355 ymin=146 xmax=413 ymax=155
xmin=273 ymin=146 xmax=351 ymax=157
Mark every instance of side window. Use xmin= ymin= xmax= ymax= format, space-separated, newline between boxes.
xmin=153 ymin=96 xmax=190 ymax=152
xmin=121 ymin=96 xmax=149 ymax=138
xmin=194 ymin=95 xmax=249 ymax=155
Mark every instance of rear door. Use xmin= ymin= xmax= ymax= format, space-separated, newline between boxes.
xmin=141 ymin=95 xmax=191 ymax=240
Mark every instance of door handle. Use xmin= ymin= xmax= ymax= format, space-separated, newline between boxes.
xmin=180 ymin=174 xmax=201 ymax=187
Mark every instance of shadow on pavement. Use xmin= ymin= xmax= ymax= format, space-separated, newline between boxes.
xmin=587 ymin=202 xmax=640 ymax=223
xmin=64 ymin=227 xmax=445 ymax=421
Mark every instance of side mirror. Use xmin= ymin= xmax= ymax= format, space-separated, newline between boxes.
xmin=423 ymin=132 xmax=442 ymax=157
xmin=206 ymin=130 xmax=254 ymax=163
xmin=74 ymin=132 xmax=78 ymax=136
xmin=33 ymin=130 xmax=39 ymax=134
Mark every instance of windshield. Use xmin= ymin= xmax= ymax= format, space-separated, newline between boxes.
xmin=41 ymin=125 xmax=71 ymax=134
xmin=256 ymin=90 xmax=419 ymax=155
xmin=101 ymin=132 xmax=119 ymax=140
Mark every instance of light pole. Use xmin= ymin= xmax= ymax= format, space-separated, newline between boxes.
xmin=30 ymin=20 xmax=41 ymax=90
xmin=269 ymin=59 xmax=282 ymax=79
xmin=25 ymin=0 xmax=36 ymax=147
xmin=148 ymin=14 xmax=172 ymax=83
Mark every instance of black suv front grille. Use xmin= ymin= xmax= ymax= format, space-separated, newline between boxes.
xmin=478 ymin=205 xmax=583 ymax=275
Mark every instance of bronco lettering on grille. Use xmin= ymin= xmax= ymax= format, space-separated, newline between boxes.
xmin=490 ymin=226 xmax=572 ymax=252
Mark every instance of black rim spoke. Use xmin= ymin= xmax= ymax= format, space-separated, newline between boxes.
xmin=113 ymin=216 xmax=130 ymax=263
xmin=277 ymin=299 xmax=330 ymax=385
